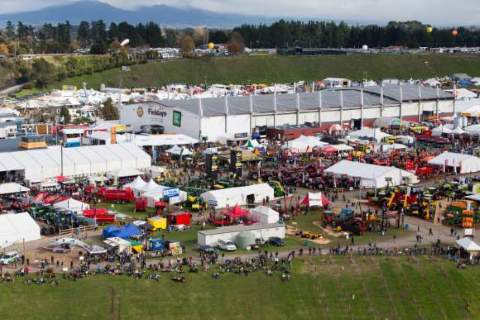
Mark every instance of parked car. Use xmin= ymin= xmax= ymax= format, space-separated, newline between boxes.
xmin=0 ymin=251 xmax=21 ymax=265
xmin=52 ymin=244 xmax=71 ymax=254
xmin=268 ymin=237 xmax=285 ymax=247
xmin=217 ymin=240 xmax=237 ymax=251
xmin=197 ymin=245 xmax=218 ymax=254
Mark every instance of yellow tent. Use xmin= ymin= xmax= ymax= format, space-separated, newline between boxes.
xmin=147 ymin=216 xmax=167 ymax=231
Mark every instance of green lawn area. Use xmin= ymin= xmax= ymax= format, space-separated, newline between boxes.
xmin=19 ymin=54 xmax=480 ymax=93
xmin=1 ymin=256 xmax=479 ymax=319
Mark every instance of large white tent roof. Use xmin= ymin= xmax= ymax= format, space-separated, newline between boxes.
xmin=0 ymin=183 xmax=30 ymax=195
xmin=325 ymin=160 xmax=417 ymax=188
xmin=457 ymin=237 xmax=480 ymax=251
xmin=0 ymin=143 xmax=151 ymax=183
xmin=0 ymin=212 xmax=41 ymax=248
xmin=53 ymin=198 xmax=90 ymax=212
xmin=347 ymin=128 xmax=390 ymax=143
xmin=428 ymin=152 xmax=480 ymax=173
xmin=282 ymin=135 xmax=328 ymax=153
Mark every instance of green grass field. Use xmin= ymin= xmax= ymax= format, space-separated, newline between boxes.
xmin=52 ymin=54 xmax=480 ymax=90
xmin=1 ymin=256 xmax=478 ymax=320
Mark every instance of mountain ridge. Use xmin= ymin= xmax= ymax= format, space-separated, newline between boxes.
xmin=0 ymin=1 xmax=279 ymax=27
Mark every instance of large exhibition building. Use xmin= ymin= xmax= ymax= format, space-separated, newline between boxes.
xmin=119 ymin=85 xmax=455 ymax=142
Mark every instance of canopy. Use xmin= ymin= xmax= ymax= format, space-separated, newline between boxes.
xmin=0 ymin=183 xmax=30 ymax=195
xmin=301 ymin=192 xmax=330 ymax=208
xmin=452 ymin=127 xmax=465 ymax=135
xmin=325 ymin=160 xmax=418 ymax=188
xmin=464 ymin=125 xmax=480 ymax=135
xmin=201 ymin=183 xmax=275 ymax=208
xmin=123 ymin=176 xmax=146 ymax=190
xmin=432 ymin=125 xmax=452 ymax=136
xmin=53 ymin=198 xmax=90 ymax=213
xmin=461 ymin=105 xmax=480 ymax=117
xmin=102 ymin=225 xmax=121 ymax=239
xmin=224 ymin=205 xmax=250 ymax=219
xmin=116 ymin=223 xmax=142 ymax=239
xmin=347 ymin=128 xmax=390 ymax=143
xmin=322 ymin=145 xmax=337 ymax=153
xmin=166 ymin=145 xmax=193 ymax=156
xmin=457 ymin=237 xmax=480 ymax=251
xmin=138 ymin=179 xmax=160 ymax=193
xmin=0 ymin=212 xmax=41 ymax=248
xmin=282 ymin=135 xmax=327 ymax=153
xmin=428 ymin=152 xmax=480 ymax=174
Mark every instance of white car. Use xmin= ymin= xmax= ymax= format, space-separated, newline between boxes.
xmin=217 ymin=240 xmax=237 ymax=252
xmin=0 ymin=251 xmax=21 ymax=265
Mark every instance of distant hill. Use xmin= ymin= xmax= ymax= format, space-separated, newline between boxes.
xmin=0 ymin=1 xmax=277 ymax=27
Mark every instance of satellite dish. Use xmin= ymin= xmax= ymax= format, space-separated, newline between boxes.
xmin=120 ymin=39 xmax=130 ymax=47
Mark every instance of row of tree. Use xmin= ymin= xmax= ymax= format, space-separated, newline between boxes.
xmin=1 ymin=19 xmax=480 ymax=56
xmin=234 ymin=20 xmax=480 ymax=49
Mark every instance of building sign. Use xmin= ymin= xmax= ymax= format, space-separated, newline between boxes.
xmin=147 ymin=106 xmax=167 ymax=118
xmin=163 ymin=188 xmax=180 ymax=198
xmin=173 ymin=111 xmax=182 ymax=127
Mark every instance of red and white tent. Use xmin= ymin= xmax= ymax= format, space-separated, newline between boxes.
xmin=301 ymin=192 xmax=330 ymax=208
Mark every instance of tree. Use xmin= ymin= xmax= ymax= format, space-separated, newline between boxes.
xmin=31 ymin=58 xmax=56 ymax=88
xmin=0 ymin=43 xmax=9 ymax=55
xmin=165 ymin=29 xmax=177 ymax=47
xmin=226 ymin=31 xmax=245 ymax=55
xmin=101 ymin=98 xmax=119 ymax=120
xmin=60 ymin=106 xmax=71 ymax=124
xmin=77 ymin=21 xmax=90 ymax=47
xmin=179 ymin=34 xmax=195 ymax=57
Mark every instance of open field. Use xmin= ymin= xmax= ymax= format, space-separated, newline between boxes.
xmin=0 ymin=256 xmax=478 ymax=320
xmin=49 ymin=54 xmax=480 ymax=90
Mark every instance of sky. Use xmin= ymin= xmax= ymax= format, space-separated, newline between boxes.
xmin=0 ymin=0 xmax=479 ymax=25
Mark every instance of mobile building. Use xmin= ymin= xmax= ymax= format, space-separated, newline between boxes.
xmin=120 ymin=84 xmax=454 ymax=142
xmin=200 ymin=183 xmax=275 ymax=208
xmin=197 ymin=223 xmax=285 ymax=247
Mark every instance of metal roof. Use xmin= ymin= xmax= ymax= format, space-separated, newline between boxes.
xmin=358 ymin=84 xmax=453 ymax=102
xmin=152 ymin=85 xmax=453 ymax=118
xmin=198 ymin=223 xmax=285 ymax=236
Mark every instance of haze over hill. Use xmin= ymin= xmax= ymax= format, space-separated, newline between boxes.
xmin=0 ymin=0 xmax=279 ymax=27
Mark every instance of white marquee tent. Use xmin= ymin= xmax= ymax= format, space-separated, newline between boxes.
xmin=325 ymin=160 xmax=418 ymax=188
xmin=166 ymin=145 xmax=193 ymax=156
xmin=201 ymin=183 xmax=275 ymax=208
xmin=428 ymin=152 xmax=480 ymax=174
xmin=0 ymin=212 xmax=41 ymax=248
xmin=432 ymin=125 xmax=453 ymax=136
xmin=0 ymin=143 xmax=151 ymax=184
xmin=123 ymin=176 xmax=146 ymax=190
xmin=282 ymin=135 xmax=328 ymax=153
xmin=53 ymin=198 xmax=90 ymax=214
xmin=347 ymin=128 xmax=390 ymax=143
xmin=0 ymin=183 xmax=30 ymax=195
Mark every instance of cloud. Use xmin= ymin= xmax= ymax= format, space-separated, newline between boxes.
xmin=1 ymin=0 xmax=479 ymax=25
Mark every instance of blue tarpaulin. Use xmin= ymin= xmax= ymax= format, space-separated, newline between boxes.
xmin=102 ymin=225 xmax=121 ymax=239
xmin=116 ymin=223 xmax=141 ymax=239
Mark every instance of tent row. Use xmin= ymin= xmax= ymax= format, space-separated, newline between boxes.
xmin=0 ymin=143 xmax=151 ymax=183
